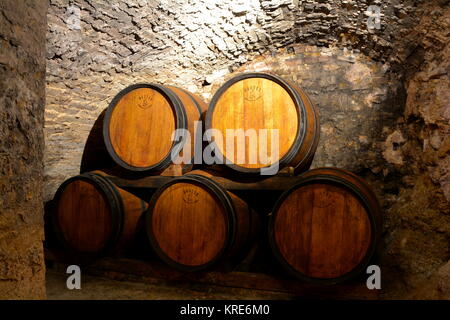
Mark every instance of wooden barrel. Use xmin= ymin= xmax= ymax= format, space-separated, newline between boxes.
xmin=145 ymin=171 xmax=258 ymax=271
xmin=103 ymin=84 xmax=206 ymax=172
xmin=205 ymin=73 xmax=320 ymax=175
xmin=52 ymin=172 xmax=148 ymax=257
xmin=268 ymin=168 xmax=382 ymax=284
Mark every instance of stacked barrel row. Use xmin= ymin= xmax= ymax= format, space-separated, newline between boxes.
xmin=49 ymin=73 xmax=382 ymax=284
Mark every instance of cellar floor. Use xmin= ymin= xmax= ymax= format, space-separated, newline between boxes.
xmin=46 ymin=269 xmax=295 ymax=300
xmin=44 ymin=252 xmax=378 ymax=300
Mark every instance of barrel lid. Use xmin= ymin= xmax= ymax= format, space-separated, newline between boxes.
xmin=52 ymin=173 xmax=124 ymax=257
xmin=145 ymin=174 xmax=236 ymax=271
xmin=205 ymin=72 xmax=307 ymax=174
xmin=103 ymin=83 xmax=188 ymax=172
xmin=269 ymin=171 xmax=379 ymax=284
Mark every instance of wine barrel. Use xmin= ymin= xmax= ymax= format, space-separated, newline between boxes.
xmin=103 ymin=84 xmax=206 ymax=172
xmin=205 ymin=73 xmax=320 ymax=175
xmin=52 ymin=171 xmax=148 ymax=257
xmin=268 ymin=168 xmax=382 ymax=284
xmin=145 ymin=171 xmax=259 ymax=271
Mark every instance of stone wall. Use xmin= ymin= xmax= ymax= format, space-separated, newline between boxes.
xmin=45 ymin=0 xmax=418 ymax=200
xmin=45 ymin=0 xmax=449 ymax=299
xmin=382 ymin=2 xmax=450 ymax=299
xmin=0 ymin=0 xmax=48 ymax=299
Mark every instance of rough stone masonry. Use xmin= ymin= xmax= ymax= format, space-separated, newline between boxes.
xmin=0 ymin=0 xmax=48 ymax=299
xmin=45 ymin=0 xmax=449 ymax=299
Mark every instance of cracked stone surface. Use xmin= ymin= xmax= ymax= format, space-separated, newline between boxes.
xmin=0 ymin=0 xmax=48 ymax=299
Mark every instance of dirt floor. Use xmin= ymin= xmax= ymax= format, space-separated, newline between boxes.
xmin=46 ymin=269 xmax=296 ymax=300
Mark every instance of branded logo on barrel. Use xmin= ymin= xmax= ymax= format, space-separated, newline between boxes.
xmin=243 ymin=85 xmax=263 ymax=101
xmin=183 ymin=188 xmax=200 ymax=204
xmin=137 ymin=94 xmax=153 ymax=109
